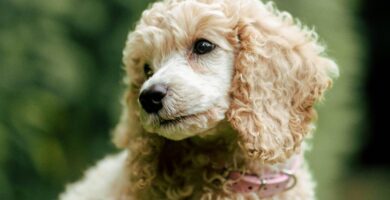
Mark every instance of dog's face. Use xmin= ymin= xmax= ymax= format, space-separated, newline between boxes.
xmin=123 ymin=1 xmax=237 ymax=140
xmin=120 ymin=0 xmax=338 ymax=162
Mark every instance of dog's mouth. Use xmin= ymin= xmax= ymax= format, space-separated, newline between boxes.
xmin=159 ymin=114 xmax=196 ymax=126
xmin=141 ymin=108 xmax=225 ymax=141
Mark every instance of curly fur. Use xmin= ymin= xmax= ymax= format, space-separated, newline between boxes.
xmin=60 ymin=0 xmax=338 ymax=199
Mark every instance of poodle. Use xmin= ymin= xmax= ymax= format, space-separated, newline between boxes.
xmin=60 ymin=0 xmax=339 ymax=199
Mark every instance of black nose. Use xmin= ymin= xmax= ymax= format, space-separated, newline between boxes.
xmin=139 ymin=84 xmax=168 ymax=113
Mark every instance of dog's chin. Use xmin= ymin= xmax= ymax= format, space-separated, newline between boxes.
xmin=142 ymin=112 xmax=222 ymax=141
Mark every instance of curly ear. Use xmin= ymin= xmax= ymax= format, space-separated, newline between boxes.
xmin=112 ymin=87 xmax=143 ymax=148
xmin=113 ymin=26 xmax=148 ymax=148
xmin=113 ymin=34 xmax=166 ymax=193
xmin=227 ymin=5 xmax=338 ymax=163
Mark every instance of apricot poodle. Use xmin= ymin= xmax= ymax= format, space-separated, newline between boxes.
xmin=60 ymin=0 xmax=339 ymax=199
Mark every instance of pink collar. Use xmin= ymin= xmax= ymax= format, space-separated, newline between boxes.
xmin=227 ymin=156 xmax=300 ymax=198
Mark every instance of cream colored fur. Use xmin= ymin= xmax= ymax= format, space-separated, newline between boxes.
xmin=60 ymin=0 xmax=338 ymax=199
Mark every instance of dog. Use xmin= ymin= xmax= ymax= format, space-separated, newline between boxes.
xmin=60 ymin=0 xmax=339 ymax=199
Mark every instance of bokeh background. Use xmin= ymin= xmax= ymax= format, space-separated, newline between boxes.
xmin=0 ymin=0 xmax=388 ymax=199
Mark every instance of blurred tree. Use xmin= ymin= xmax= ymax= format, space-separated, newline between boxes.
xmin=0 ymin=0 xmax=153 ymax=199
xmin=341 ymin=0 xmax=390 ymax=199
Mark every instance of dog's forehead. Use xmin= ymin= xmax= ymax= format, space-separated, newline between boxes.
xmin=127 ymin=1 xmax=235 ymax=61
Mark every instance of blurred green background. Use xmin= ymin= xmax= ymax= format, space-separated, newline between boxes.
xmin=0 ymin=0 xmax=388 ymax=199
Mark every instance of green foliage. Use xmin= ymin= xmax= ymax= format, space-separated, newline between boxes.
xmin=0 ymin=0 xmax=154 ymax=199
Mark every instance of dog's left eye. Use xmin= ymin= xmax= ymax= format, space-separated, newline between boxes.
xmin=193 ymin=39 xmax=215 ymax=55
xmin=144 ymin=64 xmax=153 ymax=78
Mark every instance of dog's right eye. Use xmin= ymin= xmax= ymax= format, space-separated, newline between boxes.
xmin=193 ymin=39 xmax=215 ymax=55
xmin=144 ymin=64 xmax=153 ymax=78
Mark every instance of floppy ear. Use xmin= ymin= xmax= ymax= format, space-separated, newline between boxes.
xmin=112 ymin=36 xmax=165 ymax=192
xmin=227 ymin=10 xmax=338 ymax=163
xmin=113 ymin=87 xmax=164 ymax=192
xmin=113 ymin=23 xmax=154 ymax=149
xmin=112 ymin=87 xmax=143 ymax=148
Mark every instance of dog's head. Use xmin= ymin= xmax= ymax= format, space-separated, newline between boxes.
xmin=115 ymin=0 xmax=338 ymax=163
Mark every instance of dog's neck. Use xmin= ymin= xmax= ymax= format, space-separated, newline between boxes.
xmin=126 ymin=120 xmax=302 ymax=198
xmin=157 ymin=120 xmax=282 ymax=173
xmin=184 ymin=123 xmax=302 ymax=197
xmin=189 ymin=120 xmax=238 ymax=148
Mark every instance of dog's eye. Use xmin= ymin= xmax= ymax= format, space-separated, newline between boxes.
xmin=144 ymin=64 xmax=153 ymax=78
xmin=193 ymin=39 xmax=215 ymax=55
